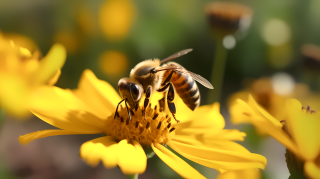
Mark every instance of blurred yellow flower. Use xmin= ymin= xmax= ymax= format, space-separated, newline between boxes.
xmin=217 ymin=169 xmax=261 ymax=179
xmin=99 ymin=50 xmax=128 ymax=76
xmin=0 ymin=34 xmax=66 ymax=117
xmin=19 ymin=69 xmax=267 ymax=177
xmin=232 ymin=95 xmax=320 ymax=178
xmin=229 ymin=77 xmax=311 ymax=125
xmin=99 ymin=0 xmax=136 ymax=41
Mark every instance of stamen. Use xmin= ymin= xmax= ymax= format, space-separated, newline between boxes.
xmin=311 ymin=110 xmax=316 ymax=114
xmin=120 ymin=116 xmax=124 ymax=123
xmin=116 ymin=112 xmax=120 ymax=117
xmin=126 ymin=118 xmax=129 ymax=125
xmin=167 ymin=117 xmax=171 ymax=123
xmin=146 ymin=122 xmax=150 ymax=129
xmin=165 ymin=114 xmax=168 ymax=118
xmin=135 ymin=121 xmax=139 ymax=128
xmin=307 ymin=106 xmax=311 ymax=111
xmin=157 ymin=121 xmax=162 ymax=129
xmin=154 ymin=105 xmax=157 ymax=110
xmin=153 ymin=113 xmax=159 ymax=120
xmin=167 ymin=123 xmax=171 ymax=129
xmin=169 ymin=128 xmax=175 ymax=133
xmin=130 ymin=109 xmax=135 ymax=116
xmin=302 ymin=106 xmax=306 ymax=110
xmin=148 ymin=103 xmax=152 ymax=108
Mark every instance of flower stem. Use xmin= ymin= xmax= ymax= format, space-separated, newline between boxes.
xmin=207 ymin=41 xmax=227 ymax=104
xmin=127 ymin=174 xmax=138 ymax=179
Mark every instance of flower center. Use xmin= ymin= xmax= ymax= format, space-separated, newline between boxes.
xmin=105 ymin=103 xmax=176 ymax=147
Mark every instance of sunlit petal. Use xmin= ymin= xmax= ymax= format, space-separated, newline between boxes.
xmin=73 ymin=69 xmax=121 ymax=119
xmin=169 ymin=141 xmax=267 ymax=171
xmin=118 ymin=139 xmax=147 ymax=174
xmin=286 ymin=99 xmax=320 ymax=160
xmin=80 ymin=136 xmax=118 ymax=168
xmin=19 ymin=129 xmax=83 ymax=145
xmin=151 ymin=143 xmax=206 ymax=179
xmin=236 ymin=98 xmax=299 ymax=155
xmin=175 ymin=102 xmax=225 ymax=133
xmin=29 ymin=86 xmax=105 ymax=133
xmin=46 ymin=69 xmax=61 ymax=86
xmin=217 ymin=169 xmax=261 ymax=179
xmin=33 ymin=43 xmax=66 ymax=85
xmin=304 ymin=161 xmax=320 ymax=179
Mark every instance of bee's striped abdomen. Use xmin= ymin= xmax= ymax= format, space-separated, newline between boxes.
xmin=168 ymin=70 xmax=200 ymax=111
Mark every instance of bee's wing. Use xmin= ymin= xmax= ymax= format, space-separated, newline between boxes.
xmin=156 ymin=65 xmax=214 ymax=89
xmin=160 ymin=49 xmax=193 ymax=64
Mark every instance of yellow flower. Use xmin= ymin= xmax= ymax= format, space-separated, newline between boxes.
xmin=99 ymin=0 xmax=136 ymax=41
xmin=217 ymin=169 xmax=261 ymax=179
xmin=0 ymin=34 xmax=66 ymax=117
xmin=232 ymin=94 xmax=320 ymax=178
xmin=229 ymin=77 xmax=311 ymax=124
xmin=19 ymin=70 xmax=266 ymax=178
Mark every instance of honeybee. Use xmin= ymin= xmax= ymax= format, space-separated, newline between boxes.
xmin=116 ymin=49 xmax=213 ymax=122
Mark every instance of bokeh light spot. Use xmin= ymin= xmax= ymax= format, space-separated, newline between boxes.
xmin=99 ymin=0 xmax=136 ymax=41
xmin=262 ymin=19 xmax=291 ymax=46
xmin=99 ymin=50 xmax=128 ymax=76
xmin=271 ymin=72 xmax=295 ymax=95
xmin=222 ymin=35 xmax=236 ymax=49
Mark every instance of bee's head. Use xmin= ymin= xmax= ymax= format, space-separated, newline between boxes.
xmin=118 ymin=78 xmax=143 ymax=109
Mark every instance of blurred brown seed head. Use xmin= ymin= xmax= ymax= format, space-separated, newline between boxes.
xmin=205 ymin=2 xmax=252 ymax=39
xmin=301 ymin=44 xmax=320 ymax=70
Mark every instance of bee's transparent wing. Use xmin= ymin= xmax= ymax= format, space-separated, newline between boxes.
xmin=160 ymin=49 xmax=193 ymax=64
xmin=155 ymin=65 xmax=214 ymax=89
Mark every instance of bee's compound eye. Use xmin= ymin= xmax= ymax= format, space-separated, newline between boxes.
xmin=130 ymin=84 xmax=141 ymax=101
xmin=150 ymin=68 xmax=156 ymax=74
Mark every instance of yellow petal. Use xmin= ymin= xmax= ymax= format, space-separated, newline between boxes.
xmin=0 ymin=74 xmax=29 ymax=117
xmin=286 ymin=99 xmax=320 ymax=160
xmin=304 ymin=161 xmax=320 ymax=179
xmin=217 ymin=169 xmax=261 ymax=179
xmin=248 ymin=94 xmax=282 ymax=128
xmin=80 ymin=136 xmax=118 ymax=168
xmin=175 ymin=102 xmax=225 ymax=134
xmin=117 ymin=139 xmax=147 ymax=174
xmin=19 ymin=129 xmax=82 ymax=145
xmin=151 ymin=143 xmax=206 ymax=179
xmin=29 ymin=86 xmax=105 ymax=133
xmin=46 ymin=69 xmax=61 ymax=86
xmin=168 ymin=140 xmax=267 ymax=171
xmin=73 ymin=69 xmax=121 ymax=119
xmin=236 ymin=98 xmax=299 ymax=155
xmin=33 ymin=43 xmax=66 ymax=84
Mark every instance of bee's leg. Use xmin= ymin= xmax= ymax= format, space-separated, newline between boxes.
xmin=124 ymin=99 xmax=132 ymax=121
xmin=114 ymin=99 xmax=125 ymax=119
xmin=158 ymin=70 xmax=175 ymax=112
xmin=158 ymin=95 xmax=166 ymax=112
xmin=157 ymin=82 xmax=170 ymax=112
xmin=143 ymin=86 xmax=152 ymax=120
xmin=167 ymin=83 xmax=179 ymax=123
xmin=157 ymin=82 xmax=179 ymax=123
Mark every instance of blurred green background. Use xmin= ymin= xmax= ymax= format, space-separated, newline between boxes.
xmin=0 ymin=0 xmax=320 ymax=178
